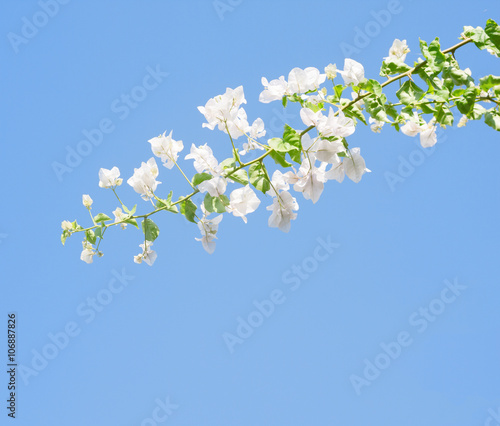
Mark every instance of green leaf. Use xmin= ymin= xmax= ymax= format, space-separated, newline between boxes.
xmin=179 ymin=198 xmax=197 ymax=223
xmin=203 ymin=193 xmax=229 ymax=214
xmin=361 ymin=79 xmax=382 ymax=97
xmin=268 ymin=137 xmax=300 ymax=153
xmin=269 ymin=149 xmax=292 ymax=168
xmin=94 ymin=225 xmax=104 ymax=239
xmin=334 ymin=84 xmax=344 ymax=100
xmin=485 ymin=19 xmax=500 ymax=55
xmin=456 ymin=87 xmax=477 ymax=115
xmin=156 ymin=191 xmax=178 ymax=213
xmin=227 ymin=168 xmax=248 ymax=185
xmin=61 ymin=231 xmax=69 ymax=245
xmin=425 ymin=89 xmax=450 ymax=103
xmin=220 ymin=158 xmax=236 ymax=169
xmin=142 ymin=218 xmax=160 ymax=241
xmin=419 ymin=38 xmax=446 ymax=74
xmin=343 ymin=104 xmax=367 ymax=125
xmin=94 ymin=213 xmax=111 ymax=223
xmin=85 ymin=230 xmax=96 ymax=245
xmin=282 ymin=96 xmax=288 ymax=108
xmin=485 ymin=111 xmax=500 ymax=131
xmin=379 ymin=59 xmax=412 ymax=77
xmin=468 ymin=103 xmax=487 ymax=120
xmin=434 ymin=104 xmax=454 ymax=126
xmin=282 ymin=125 xmax=302 ymax=163
xmin=396 ymin=80 xmax=425 ymax=105
xmin=479 ymin=75 xmax=500 ymax=91
xmin=123 ymin=218 xmax=139 ymax=229
xmin=192 ymin=173 xmax=213 ymax=186
xmin=365 ymin=94 xmax=390 ymax=123
xmin=248 ymin=162 xmax=271 ymax=194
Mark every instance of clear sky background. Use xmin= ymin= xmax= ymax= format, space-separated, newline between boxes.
xmin=1 ymin=1 xmax=500 ymax=425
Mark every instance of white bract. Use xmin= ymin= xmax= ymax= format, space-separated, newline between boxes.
xmin=267 ymin=191 xmax=299 ymax=233
xmin=196 ymin=206 xmax=223 ymax=254
xmin=338 ymin=59 xmax=365 ymax=85
xmin=112 ymin=208 xmax=128 ymax=230
xmin=344 ymin=148 xmax=370 ymax=183
xmin=198 ymin=176 xmax=227 ymax=197
xmin=325 ymin=63 xmax=337 ymax=80
xmin=226 ymin=185 xmax=261 ymax=223
xmin=61 ymin=220 xmax=73 ymax=231
xmin=385 ymin=39 xmax=410 ymax=62
xmin=318 ymin=108 xmax=356 ymax=138
xmin=369 ymin=117 xmax=384 ymax=133
xmin=82 ymin=194 xmax=93 ymax=208
xmin=127 ymin=158 xmax=161 ymax=200
xmin=134 ymin=241 xmax=157 ymax=266
xmin=198 ymin=86 xmax=249 ymax=139
xmin=80 ymin=241 xmax=95 ymax=264
xmin=148 ymin=131 xmax=184 ymax=169
xmin=98 ymin=167 xmax=123 ymax=188
xmin=185 ymin=144 xmax=221 ymax=175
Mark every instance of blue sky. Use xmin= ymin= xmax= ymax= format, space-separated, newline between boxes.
xmin=1 ymin=1 xmax=500 ymax=425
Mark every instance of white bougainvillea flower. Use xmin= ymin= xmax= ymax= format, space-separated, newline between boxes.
xmin=338 ymin=58 xmax=365 ymax=85
xmin=259 ymin=76 xmax=290 ymax=103
xmin=267 ymin=191 xmax=299 ymax=233
xmin=82 ymin=194 xmax=93 ymax=208
xmin=457 ymin=115 xmax=468 ymax=127
xmin=325 ymin=63 xmax=337 ymax=80
xmin=248 ymin=117 xmax=266 ymax=140
xmin=287 ymin=67 xmax=326 ymax=94
xmin=419 ymin=120 xmax=438 ymax=148
xmin=198 ymin=176 xmax=227 ymax=197
xmin=198 ymin=86 xmax=248 ymax=138
xmin=300 ymin=108 xmax=324 ymax=127
xmin=400 ymin=113 xmax=425 ymax=137
xmin=318 ymin=108 xmax=356 ymax=138
xmin=196 ymin=207 xmax=223 ymax=254
xmin=98 ymin=167 xmax=123 ymax=188
xmin=324 ymin=155 xmax=345 ymax=183
xmin=61 ymin=220 xmax=73 ymax=231
xmin=133 ymin=241 xmax=157 ymax=266
xmin=314 ymin=138 xmax=346 ymax=163
xmin=127 ymin=158 xmax=161 ymax=200
xmin=344 ymin=148 xmax=370 ymax=183
xmin=226 ymin=185 xmax=261 ymax=223
xmin=369 ymin=117 xmax=385 ymax=133
xmin=291 ymin=160 xmax=328 ymax=204
xmin=148 ymin=130 xmax=184 ymax=169
xmin=112 ymin=207 xmax=128 ymax=230
xmin=185 ymin=144 xmax=221 ymax=175
xmin=269 ymin=170 xmax=291 ymax=196
xmin=385 ymin=39 xmax=410 ymax=62
xmin=80 ymin=241 xmax=95 ymax=264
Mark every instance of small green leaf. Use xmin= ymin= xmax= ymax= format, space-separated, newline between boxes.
xmin=142 ymin=218 xmax=160 ymax=241
xmin=123 ymin=218 xmax=139 ymax=229
xmin=396 ymin=80 xmax=425 ymax=105
xmin=228 ymin=168 xmax=248 ymax=185
xmin=485 ymin=19 xmax=500 ymax=54
xmin=268 ymin=137 xmax=299 ymax=153
xmin=85 ymin=230 xmax=96 ymax=245
xmin=282 ymin=125 xmax=302 ymax=163
xmin=249 ymin=162 xmax=271 ymax=194
xmin=94 ymin=225 xmax=104 ymax=239
xmin=282 ymin=96 xmax=288 ymax=108
xmin=61 ymin=231 xmax=69 ymax=245
xmin=203 ymin=193 xmax=229 ymax=214
xmin=361 ymin=79 xmax=382 ymax=97
xmin=434 ymin=104 xmax=454 ymax=126
xmin=379 ymin=59 xmax=412 ymax=76
xmin=479 ymin=75 xmax=500 ymax=91
xmin=94 ymin=213 xmax=111 ymax=223
xmin=485 ymin=111 xmax=500 ymax=131
xmin=269 ymin=149 xmax=292 ymax=168
xmin=468 ymin=103 xmax=487 ymax=120
xmin=179 ymin=199 xmax=197 ymax=223
xmin=456 ymin=87 xmax=477 ymax=115
xmin=192 ymin=173 xmax=213 ymax=186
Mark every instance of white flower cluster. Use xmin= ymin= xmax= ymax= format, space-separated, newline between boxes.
xmin=65 ymin=37 xmax=454 ymax=267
